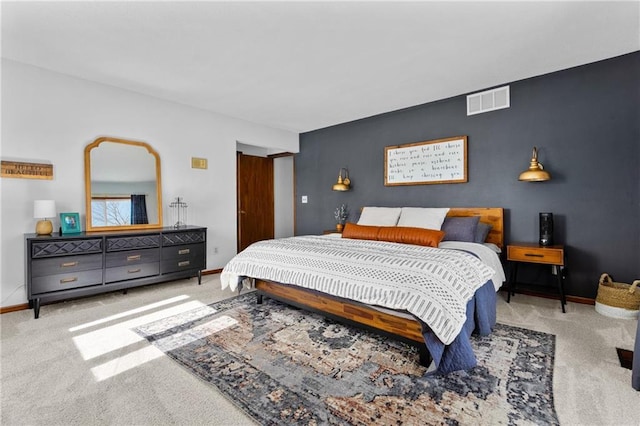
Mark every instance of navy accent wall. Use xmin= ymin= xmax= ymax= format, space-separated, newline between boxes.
xmin=296 ymin=52 xmax=639 ymax=299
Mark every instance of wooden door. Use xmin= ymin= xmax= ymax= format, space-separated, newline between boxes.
xmin=237 ymin=153 xmax=274 ymax=252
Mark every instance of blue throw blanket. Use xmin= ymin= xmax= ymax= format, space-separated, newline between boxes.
xmin=421 ymin=279 xmax=496 ymax=375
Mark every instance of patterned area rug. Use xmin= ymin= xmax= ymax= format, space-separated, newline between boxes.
xmin=135 ymin=293 xmax=558 ymax=425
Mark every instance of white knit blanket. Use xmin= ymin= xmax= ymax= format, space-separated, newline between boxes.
xmin=220 ymin=236 xmax=494 ymax=345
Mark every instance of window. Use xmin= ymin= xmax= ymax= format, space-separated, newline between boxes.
xmin=91 ymin=197 xmax=131 ymax=226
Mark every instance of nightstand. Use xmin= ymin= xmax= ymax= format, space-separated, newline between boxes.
xmin=323 ymin=229 xmax=343 ymax=235
xmin=507 ymin=242 xmax=567 ymax=313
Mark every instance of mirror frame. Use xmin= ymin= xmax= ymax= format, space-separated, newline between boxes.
xmin=84 ymin=136 xmax=163 ymax=232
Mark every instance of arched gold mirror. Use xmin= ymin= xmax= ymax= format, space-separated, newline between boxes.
xmin=84 ymin=137 xmax=163 ymax=232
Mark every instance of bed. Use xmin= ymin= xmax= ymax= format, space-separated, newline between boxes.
xmin=221 ymin=207 xmax=505 ymax=374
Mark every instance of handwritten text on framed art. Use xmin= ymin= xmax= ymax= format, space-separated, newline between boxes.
xmin=384 ymin=136 xmax=467 ymax=186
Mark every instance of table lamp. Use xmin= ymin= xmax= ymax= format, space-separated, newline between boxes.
xmin=34 ymin=200 xmax=56 ymax=235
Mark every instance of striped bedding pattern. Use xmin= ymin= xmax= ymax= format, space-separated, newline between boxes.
xmin=220 ymin=236 xmax=494 ymax=345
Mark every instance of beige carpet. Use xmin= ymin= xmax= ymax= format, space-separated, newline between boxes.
xmin=1 ymin=274 xmax=638 ymax=425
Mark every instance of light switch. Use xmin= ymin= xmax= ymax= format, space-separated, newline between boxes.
xmin=301 ymin=196 xmax=308 ymax=203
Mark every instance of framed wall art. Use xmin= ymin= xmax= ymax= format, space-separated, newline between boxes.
xmin=384 ymin=136 xmax=468 ymax=186
xmin=1 ymin=160 xmax=53 ymax=180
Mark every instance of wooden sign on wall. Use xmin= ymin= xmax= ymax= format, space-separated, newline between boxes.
xmin=1 ymin=161 xmax=54 ymax=180
xmin=384 ymin=136 xmax=467 ymax=186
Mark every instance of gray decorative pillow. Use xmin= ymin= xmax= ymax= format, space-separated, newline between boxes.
xmin=474 ymin=222 xmax=493 ymax=243
xmin=441 ymin=216 xmax=480 ymax=242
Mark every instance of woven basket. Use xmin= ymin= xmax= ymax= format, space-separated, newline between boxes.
xmin=596 ymin=273 xmax=640 ymax=311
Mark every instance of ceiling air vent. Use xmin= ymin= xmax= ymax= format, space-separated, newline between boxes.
xmin=467 ymin=85 xmax=510 ymax=116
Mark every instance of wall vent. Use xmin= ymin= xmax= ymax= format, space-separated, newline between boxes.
xmin=467 ymin=85 xmax=510 ymax=116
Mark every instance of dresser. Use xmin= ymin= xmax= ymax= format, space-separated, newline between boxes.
xmin=25 ymin=226 xmax=206 ymax=318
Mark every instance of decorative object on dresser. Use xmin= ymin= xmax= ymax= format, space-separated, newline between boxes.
xmin=507 ymin=242 xmax=567 ymax=312
xmin=169 ymin=197 xmax=188 ymax=228
xmin=25 ymin=226 xmax=207 ymax=319
xmin=84 ymin=137 xmax=163 ymax=232
xmin=331 ymin=167 xmax=351 ymax=191
xmin=59 ymin=212 xmax=81 ymax=234
xmin=33 ymin=200 xmax=56 ymax=235
xmin=518 ymin=146 xmax=551 ymax=181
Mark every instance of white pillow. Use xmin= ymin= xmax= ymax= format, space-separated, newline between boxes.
xmin=357 ymin=207 xmax=402 ymax=226
xmin=397 ymin=207 xmax=450 ymax=230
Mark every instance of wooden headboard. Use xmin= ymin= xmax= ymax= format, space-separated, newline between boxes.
xmin=447 ymin=207 xmax=504 ymax=249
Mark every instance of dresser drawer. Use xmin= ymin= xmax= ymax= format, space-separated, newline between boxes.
xmin=162 ymin=231 xmax=206 ymax=246
xmin=32 ymin=254 xmax=103 ymax=278
xmin=161 ymin=257 xmax=205 ymax=274
xmin=507 ymin=246 xmax=564 ymax=265
xmin=106 ymin=248 xmax=160 ymax=268
xmin=32 ymin=269 xmax=103 ymax=294
xmin=162 ymin=243 xmax=204 ymax=260
xmin=161 ymin=243 xmax=205 ymax=274
xmin=31 ymin=238 xmax=103 ymax=258
xmin=106 ymin=235 xmax=160 ymax=252
xmin=105 ymin=262 xmax=160 ymax=283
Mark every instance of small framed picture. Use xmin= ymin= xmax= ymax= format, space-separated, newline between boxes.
xmin=60 ymin=212 xmax=81 ymax=234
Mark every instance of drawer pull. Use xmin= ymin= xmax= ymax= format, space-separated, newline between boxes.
xmin=178 ymin=261 xmax=190 ymax=267
xmin=61 ymin=261 xmax=78 ymax=268
xmin=524 ymin=253 xmax=545 ymax=258
xmin=127 ymin=255 xmax=141 ymax=261
xmin=60 ymin=277 xmax=78 ymax=284
xmin=127 ymin=268 xmax=142 ymax=274
xmin=178 ymin=249 xmax=190 ymax=255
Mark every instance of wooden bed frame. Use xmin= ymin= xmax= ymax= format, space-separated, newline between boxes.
xmin=255 ymin=207 xmax=504 ymax=365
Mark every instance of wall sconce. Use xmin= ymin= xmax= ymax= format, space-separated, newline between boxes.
xmin=34 ymin=200 xmax=56 ymax=235
xmin=332 ymin=168 xmax=351 ymax=191
xmin=518 ymin=147 xmax=551 ymax=182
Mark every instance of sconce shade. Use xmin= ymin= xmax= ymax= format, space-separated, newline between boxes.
xmin=518 ymin=147 xmax=551 ymax=182
xmin=332 ymin=168 xmax=351 ymax=191
xmin=34 ymin=200 xmax=56 ymax=235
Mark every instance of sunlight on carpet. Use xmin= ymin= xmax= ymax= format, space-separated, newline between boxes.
xmin=68 ymin=295 xmax=191 ymax=332
xmin=67 ymin=296 xmax=231 ymax=381
xmin=92 ymin=315 xmax=238 ymax=381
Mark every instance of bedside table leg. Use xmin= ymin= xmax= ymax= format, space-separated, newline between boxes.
xmin=557 ymin=266 xmax=566 ymax=313
xmin=507 ymin=262 xmax=518 ymax=303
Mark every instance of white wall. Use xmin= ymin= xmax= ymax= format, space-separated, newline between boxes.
xmin=0 ymin=59 xmax=299 ymax=308
xmin=274 ymin=156 xmax=294 ymax=238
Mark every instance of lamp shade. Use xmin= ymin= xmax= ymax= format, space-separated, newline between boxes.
xmin=34 ymin=200 xmax=56 ymax=219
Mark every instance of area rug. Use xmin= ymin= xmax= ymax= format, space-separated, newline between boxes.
xmin=135 ymin=293 xmax=558 ymax=425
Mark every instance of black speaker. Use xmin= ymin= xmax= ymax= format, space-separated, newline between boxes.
xmin=539 ymin=212 xmax=554 ymax=246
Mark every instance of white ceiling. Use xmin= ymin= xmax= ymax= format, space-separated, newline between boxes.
xmin=2 ymin=1 xmax=638 ymax=133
